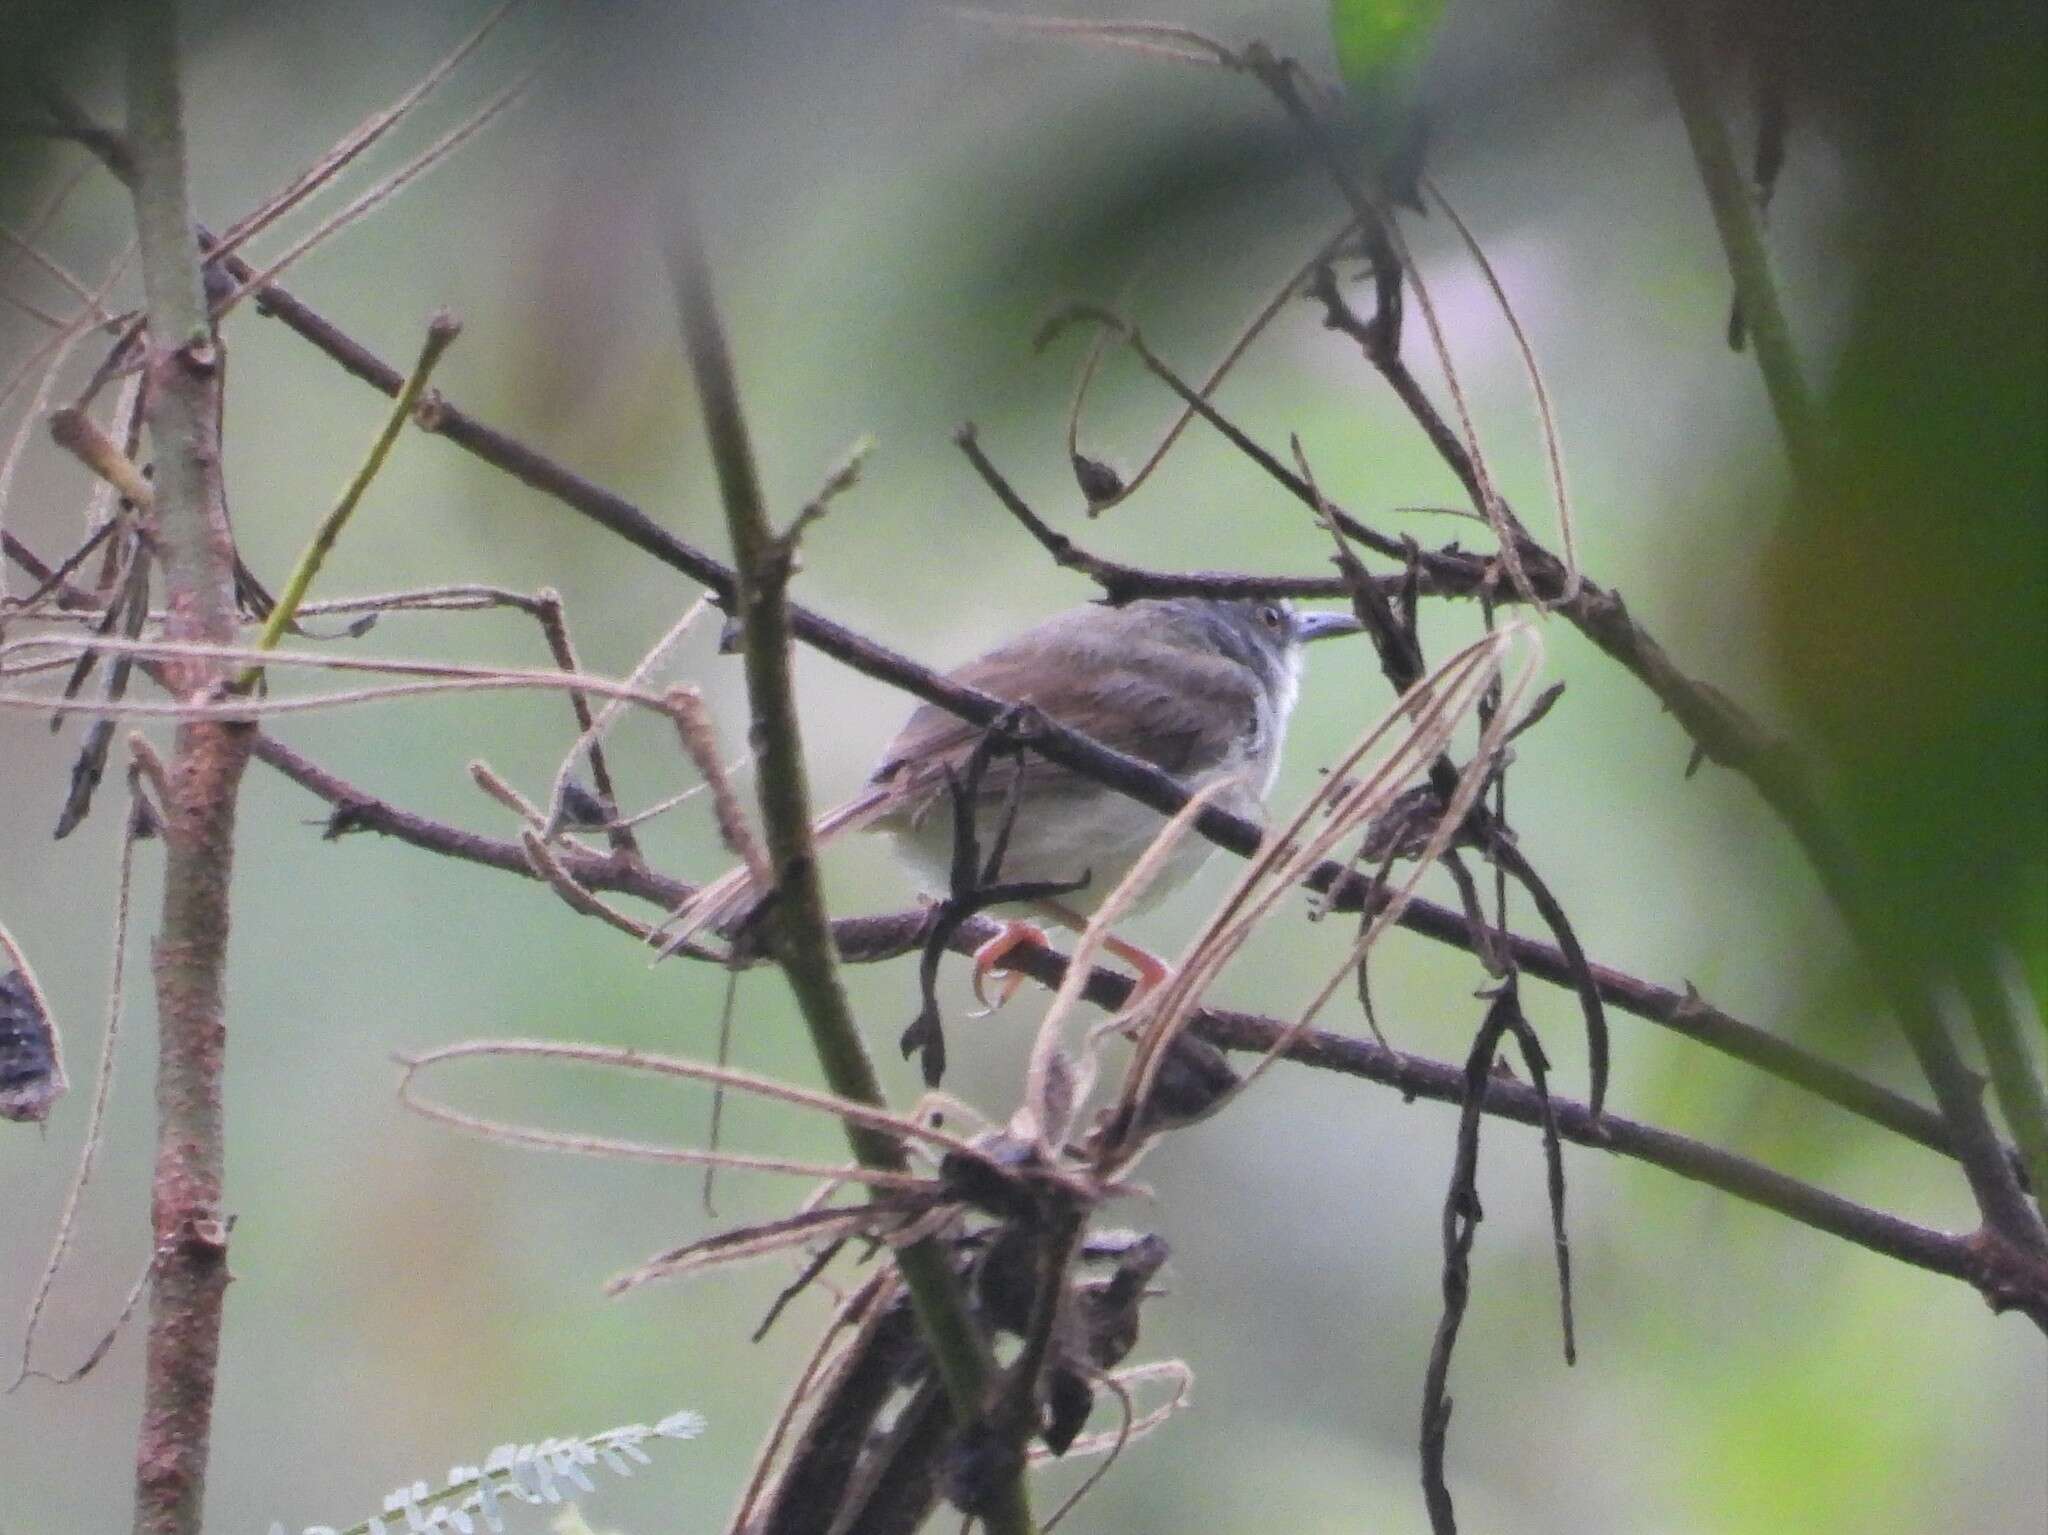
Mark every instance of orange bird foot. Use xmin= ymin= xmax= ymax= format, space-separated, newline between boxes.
xmin=968 ymin=921 xmax=1173 ymax=1016
xmin=1097 ymin=933 xmax=1171 ymax=1004
xmin=970 ymin=920 xmax=1050 ymax=1013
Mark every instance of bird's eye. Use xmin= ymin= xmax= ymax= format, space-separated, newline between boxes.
xmin=1258 ymin=603 xmax=1285 ymax=631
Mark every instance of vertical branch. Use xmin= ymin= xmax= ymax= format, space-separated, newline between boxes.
xmin=124 ymin=7 xmax=251 ymax=1535
xmin=1646 ymin=0 xmax=2047 ymax=1257
xmin=1646 ymin=0 xmax=1823 ymax=490
xmin=1959 ymin=957 xmax=2048 ymax=1229
xmin=663 ymin=212 xmax=1036 ymax=1535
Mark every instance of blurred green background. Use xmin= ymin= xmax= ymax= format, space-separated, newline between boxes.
xmin=2 ymin=2 xmax=2042 ymax=1532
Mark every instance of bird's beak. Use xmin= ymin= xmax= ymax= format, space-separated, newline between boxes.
xmin=1295 ymin=610 xmax=1366 ymax=644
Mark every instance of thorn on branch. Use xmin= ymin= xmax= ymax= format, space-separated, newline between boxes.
xmin=780 ymin=434 xmax=872 ymax=549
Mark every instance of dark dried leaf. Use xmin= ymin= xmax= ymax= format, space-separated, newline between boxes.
xmin=557 ymin=778 xmax=610 ymax=829
xmin=1133 ymin=1035 xmax=1240 ymax=1132
xmin=1044 ymin=1365 xmax=1095 ymax=1455
xmin=321 ymin=800 xmax=378 ymax=840
xmin=0 ymin=969 xmax=61 ymax=1124
xmin=1071 ymin=452 xmax=1124 ymax=506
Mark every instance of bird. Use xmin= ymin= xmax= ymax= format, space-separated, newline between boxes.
xmin=669 ymin=595 xmax=1362 ymax=1002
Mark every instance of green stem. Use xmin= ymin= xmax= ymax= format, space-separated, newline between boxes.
xmin=240 ymin=311 xmax=461 ymax=687
xmin=1647 ymin=0 xmax=1823 ymax=490
xmin=1963 ymin=960 xmax=2048 ymax=1229
xmin=665 ymin=216 xmax=1036 ymax=1535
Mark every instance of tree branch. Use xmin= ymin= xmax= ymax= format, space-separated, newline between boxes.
xmin=1644 ymin=0 xmax=1822 ymax=490
xmin=1963 ymin=956 xmax=2048 ymax=1227
xmin=1312 ymin=212 xmax=2048 ymax=1258
xmin=663 ymin=212 xmax=1036 ymax=1535
xmin=198 ymin=201 xmax=2041 ymax=1257
xmin=240 ymin=718 xmax=2012 ymax=1186
xmin=1188 ymin=998 xmax=2048 ymax=1328
xmin=122 ymin=8 xmax=250 ymax=1535
xmin=242 ymin=735 xmax=2048 ymax=1324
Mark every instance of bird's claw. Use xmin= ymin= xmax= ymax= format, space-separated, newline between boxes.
xmin=969 ymin=921 xmax=1049 ymax=1015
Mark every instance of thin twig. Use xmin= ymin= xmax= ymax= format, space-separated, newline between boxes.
xmin=10 ymin=757 xmax=152 ymax=1389
xmin=1421 ymin=175 xmax=1578 ymax=601
xmin=531 ymin=589 xmax=643 ymax=858
xmin=1957 ymin=957 xmax=2048 ymax=1229
xmin=537 ymin=598 xmax=708 ymax=841
xmin=204 ymin=0 xmax=527 ymax=267
xmin=954 ymin=421 xmax=1363 ymax=603
xmin=0 ymin=221 xmax=115 ymax=322
xmin=239 ymin=311 xmax=461 ymax=687
xmin=207 ymin=62 xmax=543 ymax=324
xmin=1046 ymin=214 xmax=1360 ymax=515
xmin=0 ymin=318 xmax=96 ymax=614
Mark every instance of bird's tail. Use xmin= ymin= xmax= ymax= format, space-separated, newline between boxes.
xmin=652 ymin=786 xmax=895 ymax=958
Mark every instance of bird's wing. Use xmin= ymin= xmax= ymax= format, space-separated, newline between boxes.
xmin=871 ymin=610 xmax=1266 ymax=828
xmin=659 ymin=607 xmax=1265 ymax=953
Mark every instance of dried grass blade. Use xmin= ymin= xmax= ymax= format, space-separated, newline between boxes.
xmin=400 ymin=1037 xmax=995 ymax=1162
xmin=211 ymin=61 xmax=543 ymax=322
xmin=1109 ymin=626 xmax=1540 ymax=1150
xmin=395 ymin=1075 xmax=942 ymax=1193
xmin=1021 ymin=775 xmax=1243 ymax=1154
xmin=1049 ymin=213 xmax=1361 ymax=515
xmin=607 ymin=1202 xmax=903 ymax=1296
xmin=1424 ymin=175 xmax=1578 ymax=602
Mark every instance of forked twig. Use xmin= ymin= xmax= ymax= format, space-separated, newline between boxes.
xmin=207 ymin=60 xmax=546 ymax=325
xmin=204 ymin=0 xmax=529 ymax=268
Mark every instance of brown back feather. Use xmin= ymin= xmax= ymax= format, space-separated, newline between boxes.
xmin=867 ymin=604 xmax=1262 ymax=829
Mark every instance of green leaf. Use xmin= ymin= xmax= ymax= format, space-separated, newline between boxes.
xmin=1329 ymin=0 xmax=1447 ymax=100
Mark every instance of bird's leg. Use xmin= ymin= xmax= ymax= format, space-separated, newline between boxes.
xmin=970 ymin=919 xmax=1050 ymax=1012
xmin=1039 ymin=900 xmax=1172 ymax=1001
xmin=967 ymin=907 xmax=1174 ymax=1015
xmin=1096 ymin=933 xmax=1172 ymax=997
